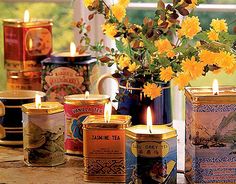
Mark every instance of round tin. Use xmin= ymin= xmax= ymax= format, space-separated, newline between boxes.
xmin=64 ymin=94 xmax=110 ymax=155
xmin=7 ymin=71 xmax=41 ymax=91
xmin=0 ymin=90 xmax=45 ymax=146
xmin=22 ymin=102 xmax=65 ymax=166
xmin=41 ymin=53 xmax=99 ymax=103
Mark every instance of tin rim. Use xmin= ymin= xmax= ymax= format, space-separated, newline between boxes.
xmin=3 ymin=19 xmax=53 ymax=27
xmin=0 ymin=90 xmax=45 ymax=100
xmin=64 ymin=94 xmax=110 ymax=105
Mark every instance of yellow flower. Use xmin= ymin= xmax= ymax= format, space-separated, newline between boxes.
xmin=207 ymin=29 xmax=219 ymax=41
xmin=199 ymin=50 xmax=216 ymax=65
xmin=160 ymin=67 xmax=174 ymax=82
xmin=111 ymin=4 xmax=126 ymax=22
xmin=181 ymin=56 xmax=204 ymax=79
xmin=83 ymin=0 xmax=94 ymax=7
xmin=118 ymin=55 xmax=131 ymax=69
xmin=118 ymin=0 xmax=130 ymax=7
xmin=216 ymin=51 xmax=236 ymax=71
xmin=167 ymin=50 xmax=175 ymax=58
xmin=225 ymin=64 xmax=236 ymax=75
xmin=101 ymin=23 xmax=117 ymax=39
xmin=143 ymin=83 xmax=162 ymax=100
xmin=122 ymin=37 xmax=129 ymax=46
xmin=128 ymin=62 xmax=139 ymax=73
xmin=179 ymin=0 xmax=198 ymax=9
xmin=173 ymin=73 xmax=191 ymax=90
xmin=210 ymin=19 xmax=228 ymax=32
xmin=178 ymin=16 xmax=201 ymax=39
xmin=154 ymin=39 xmax=173 ymax=54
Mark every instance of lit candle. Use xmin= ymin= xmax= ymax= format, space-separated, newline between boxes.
xmin=104 ymin=102 xmax=112 ymax=123
xmin=22 ymin=101 xmax=65 ymax=166
xmin=185 ymin=81 xmax=236 ymax=184
xmin=82 ymin=114 xmax=131 ymax=183
xmin=3 ymin=10 xmax=52 ymax=71
xmin=63 ymin=93 xmax=110 ymax=155
xmin=126 ymin=110 xmax=177 ymax=183
xmin=35 ymin=94 xmax=42 ymax=109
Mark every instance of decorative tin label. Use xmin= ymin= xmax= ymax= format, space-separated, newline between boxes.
xmin=185 ymin=100 xmax=236 ymax=183
xmin=64 ymin=104 xmax=104 ymax=154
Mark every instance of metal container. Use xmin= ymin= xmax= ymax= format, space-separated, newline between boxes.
xmin=64 ymin=94 xmax=110 ymax=155
xmin=126 ymin=125 xmax=177 ymax=184
xmin=3 ymin=19 xmax=52 ymax=71
xmin=83 ymin=115 xmax=131 ymax=183
xmin=185 ymin=87 xmax=236 ymax=184
xmin=7 ymin=71 xmax=41 ymax=90
xmin=22 ymin=102 xmax=65 ymax=166
xmin=41 ymin=54 xmax=99 ymax=103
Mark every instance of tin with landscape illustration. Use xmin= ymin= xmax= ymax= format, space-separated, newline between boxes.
xmin=185 ymin=87 xmax=236 ymax=184
xmin=22 ymin=102 xmax=65 ymax=166
xmin=126 ymin=125 xmax=177 ymax=184
xmin=41 ymin=54 xmax=99 ymax=103
xmin=64 ymin=94 xmax=110 ymax=155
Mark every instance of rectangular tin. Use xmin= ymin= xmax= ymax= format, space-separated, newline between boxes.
xmin=22 ymin=102 xmax=65 ymax=166
xmin=3 ymin=19 xmax=52 ymax=71
xmin=64 ymin=95 xmax=110 ymax=155
xmin=83 ymin=115 xmax=131 ymax=183
xmin=126 ymin=125 xmax=177 ymax=184
xmin=185 ymin=87 xmax=236 ymax=183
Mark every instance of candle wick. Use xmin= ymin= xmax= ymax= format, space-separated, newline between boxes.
xmin=214 ymin=92 xmax=219 ymax=95
xmin=149 ymin=127 xmax=152 ymax=134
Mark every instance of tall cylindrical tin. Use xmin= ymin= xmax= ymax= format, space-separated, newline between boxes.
xmin=41 ymin=54 xmax=99 ymax=103
xmin=83 ymin=115 xmax=131 ymax=183
xmin=3 ymin=19 xmax=52 ymax=71
xmin=22 ymin=102 xmax=65 ymax=166
xmin=7 ymin=71 xmax=41 ymax=90
xmin=126 ymin=125 xmax=177 ymax=184
xmin=0 ymin=90 xmax=45 ymax=146
xmin=185 ymin=87 xmax=236 ymax=184
xmin=64 ymin=94 xmax=110 ymax=155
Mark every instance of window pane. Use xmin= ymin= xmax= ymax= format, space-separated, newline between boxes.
xmin=0 ymin=2 xmax=73 ymax=90
xmin=130 ymin=0 xmax=235 ymax=3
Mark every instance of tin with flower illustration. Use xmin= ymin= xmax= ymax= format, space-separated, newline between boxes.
xmin=3 ymin=19 xmax=52 ymax=71
xmin=64 ymin=94 xmax=110 ymax=155
xmin=41 ymin=54 xmax=99 ymax=103
xmin=126 ymin=125 xmax=177 ymax=184
xmin=22 ymin=102 xmax=65 ymax=166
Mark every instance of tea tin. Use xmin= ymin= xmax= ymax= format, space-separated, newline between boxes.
xmin=22 ymin=102 xmax=65 ymax=166
xmin=64 ymin=94 xmax=110 ymax=155
xmin=3 ymin=19 xmax=52 ymax=71
xmin=0 ymin=90 xmax=45 ymax=145
xmin=126 ymin=125 xmax=177 ymax=184
xmin=185 ymin=87 xmax=236 ymax=184
xmin=83 ymin=115 xmax=131 ymax=182
xmin=41 ymin=53 xmax=99 ymax=103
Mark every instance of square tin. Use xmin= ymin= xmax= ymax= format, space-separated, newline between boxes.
xmin=126 ymin=125 xmax=177 ymax=184
xmin=185 ymin=87 xmax=236 ymax=183
xmin=83 ymin=115 xmax=131 ymax=183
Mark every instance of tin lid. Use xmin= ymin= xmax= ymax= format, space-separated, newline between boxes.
xmin=0 ymin=90 xmax=45 ymax=100
xmin=185 ymin=86 xmax=236 ymax=104
xmin=82 ymin=115 xmax=132 ymax=129
xmin=126 ymin=125 xmax=177 ymax=140
xmin=50 ymin=52 xmax=95 ymax=63
xmin=3 ymin=19 xmax=53 ymax=27
xmin=64 ymin=94 xmax=110 ymax=105
xmin=22 ymin=102 xmax=64 ymax=115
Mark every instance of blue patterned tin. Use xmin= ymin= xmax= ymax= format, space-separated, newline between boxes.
xmin=126 ymin=125 xmax=177 ymax=184
xmin=185 ymin=87 xmax=236 ymax=184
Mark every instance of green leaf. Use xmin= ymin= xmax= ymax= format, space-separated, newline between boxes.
xmin=140 ymin=35 xmax=157 ymax=54
xmin=115 ymin=39 xmax=124 ymax=52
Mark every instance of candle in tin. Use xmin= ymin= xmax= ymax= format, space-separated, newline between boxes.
xmin=22 ymin=96 xmax=65 ymax=166
xmin=185 ymin=80 xmax=236 ymax=184
xmin=41 ymin=42 xmax=99 ymax=103
xmin=126 ymin=107 xmax=177 ymax=184
xmin=3 ymin=10 xmax=52 ymax=71
xmin=82 ymin=107 xmax=131 ymax=183
xmin=64 ymin=92 xmax=110 ymax=155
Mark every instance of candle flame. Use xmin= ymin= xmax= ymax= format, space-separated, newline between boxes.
xmin=85 ymin=91 xmax=89 ymax=99
xmin=35 ymin=94 xmax=42 ymax=109
xmin=212 ymin=79 xmax=219 ymax=95
xmin=24 ymin=10 xmax=30 ymax=22
xmin=29 ymin=38 xmax=33 ymax=50
xmin=147 ymin=106 xmax=152 ymax=133
xmin=70 ymin=42 xmax=77 ymax=56
xmin=104 ymin=102 xmax=112 ymax=123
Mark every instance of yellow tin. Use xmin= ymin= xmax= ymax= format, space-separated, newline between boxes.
xmin=83 ymin=115 xmax=131 ymax=183
xmin=22 ymin=102 xmax=65 ymax=166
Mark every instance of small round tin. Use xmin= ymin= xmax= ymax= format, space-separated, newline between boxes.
xmin=41 ymin=53 xmax=99 ymax=103
xmin=64 ymin=94 xmax=110 ymax=155
xmin=0 ymin=90 xmax=45 ymax=146
xmin=22 ymin=102 xmax=65 ymax=166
